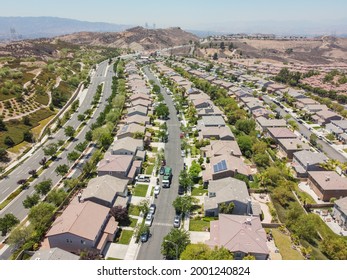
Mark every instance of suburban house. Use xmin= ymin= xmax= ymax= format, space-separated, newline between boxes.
xmin=125 ymin=115 xmax=150 ymax=126
xmin=201 ymin=140 xmax=242 ymax=158
xmin=277 ymin=138 xmax=311 ymax=160
xmin=110 ymin=137 xmax=143 ymax=155
xmin=331 ymin=120 xmax=347 ymax=133
xmin=286 ymin=89 xmax=306 ymax=100
xmin=267 ymin=83 xmax=287 ymax=93
xmin=116 ymin=123 xmax=145 ymax=140
xmin=131 ymin=98 xmax=152 ymax=107
xmin=295 ymin=98 xmax=318 ymax=109
xmin=251 ymin=108 xmax=273 ymax=119
xmin=127 ymin=105 xmax=148 ymax=117
xmin=129 ymin=93 xmax=151 ymax=103
xmin=292 ymin=150 xmax=328 ymax=178
xmin=333 ymin=197 xmax=347 ymax=230
xmin=81 ymin=175 xmax=129 ymax=207
xmin=304 ymin=104 xmax=329 ymax=114
xmin=30 ymin=248 xmax=79 ymax=260
xmin=266 ymin=127 xmax=297 ymax=143
xmin=244 ymin=100 xmax=264 ymax=112
xmin=307 ymin=171 xmax=347 ymax=202
xmin=192 ymin=98 xmax=211 ymax=109
xmin=46 ymin=198 xmax=118 ymax=254
xmin=196 ymin=104 xmax=223 ymax=117
xmin=204 ymin=177 xmax=251 ymax=217
xmin=325 ymin=123 xmax=344 ymax=137
xmin=206 ymin=214 xmax=269 ymax=260
xmin=256 ymin=117 xmax=287 ymax=132
xmin=199 ymin=126 xmax=235 ymax=141
xmin=97 ymin=153 xmax=134 ymax=179
xmin=197 ymin=115 xmax=226 ymax=129
xmin=203 ymin=154 xmax=252 ymax=185
xmin=313 ymin=110 xmax=343 ymax=125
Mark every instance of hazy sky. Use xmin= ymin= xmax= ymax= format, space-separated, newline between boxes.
xmin=0 ymin=0 xmax=346 ymax=30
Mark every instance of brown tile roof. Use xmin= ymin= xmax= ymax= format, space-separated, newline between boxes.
xmin=308 ymin=171 xmax=347 ymax=190
xmin=98 ymin=153 xmax=133 ymax=173
xmin=46 ymin=198 xmax=110 ymax=241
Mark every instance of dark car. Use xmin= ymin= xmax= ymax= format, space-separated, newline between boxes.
xmin=140 ymin=230 xmax=150 ymax=242
xmin=159 ymin=166 xmax=165 ymax=175
xmin=178 ymin=185 xmax=185 ymax=195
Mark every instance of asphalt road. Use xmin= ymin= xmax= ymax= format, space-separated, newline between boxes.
xmin=137 ymin=67 xmax=183 ymax=260
xmin=262 ymin=95 xmax=347 ymax=162
xmin=0 ymin=60 xmax=115 ymax=246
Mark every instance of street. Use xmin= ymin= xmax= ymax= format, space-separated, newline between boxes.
xmin=262 ymin=95 xmax=347 ymax=163
xmin=0 ymin=60 xmax=114 ymax=248
xmin=137 ymin=67 xmax=183 ymax=260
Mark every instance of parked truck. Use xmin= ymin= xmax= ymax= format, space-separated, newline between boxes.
xmin=162 ymin=167 xmax=172 ymax=188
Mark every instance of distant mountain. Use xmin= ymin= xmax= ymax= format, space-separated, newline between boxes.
xmin=57 ymin=26 xmax=199 ymax=51
xmin=0 ymin=16 xmax=131 ymax=41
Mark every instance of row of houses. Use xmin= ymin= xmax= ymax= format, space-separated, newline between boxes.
xmin=159 ymin=62 xmax=269 ymax=260
xmin=41 ymin=61 xmax=154 ymax=257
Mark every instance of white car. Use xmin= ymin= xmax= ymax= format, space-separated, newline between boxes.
xmin=145 ymin=213 xmax=154 ymax=227
xmin=154 ymin=185 xmax=161 ymax=196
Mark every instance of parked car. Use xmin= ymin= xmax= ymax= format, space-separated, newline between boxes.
xmin=159 ymin=166 xmax=165 ymax=175
xmin=178 ymin=185 xmax=185 ymax=195
xmin=140 ymin=229 xmax=150 ymax=242
xmin=149 ymin=204 xmax=156 ymax=215
xmin=145 ymin=213 xmax=154 ymax=227
xmin=135 ymin=174 xmax=151 ymax=183
xmin=154 ymin=185 xmax=161 ymax=196
xmin=173 ymin=215 xmax=181 ymax=228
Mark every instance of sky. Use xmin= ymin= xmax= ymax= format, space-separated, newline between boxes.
xmin=0 ymin=0 xmax=346 ymax=31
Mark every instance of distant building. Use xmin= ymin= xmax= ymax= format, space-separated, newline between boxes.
xmin=333 ymin=197 xmax=347 ymax=230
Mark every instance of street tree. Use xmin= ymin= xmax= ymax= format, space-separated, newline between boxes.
xmin=0 ymin=213 xmax=20 ymax=235
xmin=46 ymin=189 xmax=68 ymax=207
xmin=92 ymin=127 xmax=113 ymax=149
xmin=188 ymin=160 xmax=202 ymax=183
xmin=34 ymin=179 xmax=52 ymax=196
xmin=172 ymin=195 xmax=198 ymax=214
xmin=161 ymin=228 xmax=190 ymax=260
xmin=155 ymin=103 xmax=169 ymax=119
xmin=7 ymin=225 xmax=34 ymax=248
xmin=64 ymin=125 xmax=75 ymax=138
xmin=22 ymin=193 xmax=41 ymax=209
xmin=43 ymin=143 xmax=58 ymax=158
xmin=55 ymin=164 xmax=69 ymax=176
xmin=179 ymin=169 xmax=192 ymax=193
xmin=67 ymin=151 xmax=81 ymax=163
xmin=28 ymin=202 xmax=55 ymax=231
xmin=138 ymin=200 xmax=149 ymax=216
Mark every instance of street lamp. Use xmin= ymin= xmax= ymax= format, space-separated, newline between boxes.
xmin=164 ymin=240 xmax=178 ymax=260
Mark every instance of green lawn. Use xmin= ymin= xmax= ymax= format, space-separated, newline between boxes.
xmin=128 ymin=204 xmax=140 ymax=216
xmin=271 ymin=229 xmax=304 ymax=260
xmin=145 ymin=164 xmax=154 ymax=175
xmin=189 ymin=217 xmax=217 ymax=231
xmin=191 ymin=185 xmax=208 ymax=196
xmin=117 ymin=229 xmax=134 ymax=245
xmin=151 ymin=146 xmax=158 ymax=153
xmin=133 ymin=184 xmax=149 ymax=197
xmin=106 ymin=257 xmax=122 ymax=260
xmin=129 ymin=217 xmax=138 ymax=228
xmin=294 ymin=186 xmax=316 ymax=205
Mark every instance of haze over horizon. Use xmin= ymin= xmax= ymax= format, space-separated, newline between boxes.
xmin=0 ymin=0 xmax=347 ymax=36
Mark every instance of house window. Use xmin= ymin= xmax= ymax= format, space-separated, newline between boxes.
xmin=66 ymin=239 xmax=69 ymax=243
xmin=81 ymin=240 xmax=86 ymax=245
xmin=209 ymin=192 xmax=216 ymax=198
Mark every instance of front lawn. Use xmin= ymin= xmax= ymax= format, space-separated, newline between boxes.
xmin=133 ymin=184 xmax=149 ymax=197
xmin=145 ymin=164 xmax=154 ymax=175
xmin=271 ymin=229 xmax=304 ymax=260
xmin=117 ymin=230 xmax=134 ymax=245
xmin=128 ymin=204 xmax=141 ymax=216
xmin=129 ymin=217 xmax=138 ymax=228
xmin=189 ymin=217 xmax=216 ymax=231
xmin=191 ymin=185 xmax=207 ymax=196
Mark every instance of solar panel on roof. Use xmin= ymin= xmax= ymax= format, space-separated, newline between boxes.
xmin=213 ymin=160 xmax=227 ymax=173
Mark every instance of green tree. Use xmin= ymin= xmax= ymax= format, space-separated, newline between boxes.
xmin=64 ymin=125 xmax=75 ymax=138
xmin=188 ymin=160 xmax=202 ymax=183
xmin=138 ymin=200 xmax=149 ymax=216
xmin=4 ymin=136 xmax=15 ymax=147
xmin=23 ymin=131 xmax=34 ymax=142
xmin=155 ymin=103 xmax=169 ymax=119
xmin=34 ymin=179 xmax=52 ymax=196
xmin=23 ymin=116 xmax=31 ymax=126
xmin=161 ymin=228 xmax=190 ymax=259
xmin=22 ymin=193 xmax=41 ymax=209
xmin=67 ymin=151 xmax=81 ymax=163
xmin=0 ymin=213 xmax=20 ymax=235
xmin=7 ymin=225 xmax=34 ymax=248
xmin=92 ymin=127 xmax=113 ymax=149
xmin=77 ymin=114 xmax=85 ymax=122
xmin=220 ymin=41 xmax=225 ymax=50
xmin=55 ymin=164 xmax=69 ymax=176
xmin=179 ymin=169 xmax=192 ymax=192
xmin=310 ymin=133 xmax=318 ymax=146
xmin=219 ymin=202 xmax=235 ymax=214
xmin=85 ymin=130 xmax=93 ymax=141
xmin=253 ymin=153 xmax=270 ymax=169
xmin=212 ymin=52 xmax=218 ymax=60
xmin=243 ymin=254 xmax=256 ymax=260
xmin=0 ymin=148 xmax=9 ymax=162
xmin=43 ymin=143 xmax=59 ymax=157
xmin=252 ymin=141 xmax=268 ymax=155
xmin=0 ymin=118 xmax=7 ymax=131
xmin=46 ymin=189 xmax=68 ymax=207
xmin=180 ymin=243 xmax=233 ymax=260
xmin=237 ymin=135 xmax=253 ymax=158
xmin=321 ymin=238 xmax=347 ymax=260
xmin=235 ymin=119 xmax=256 ymax=135
xmin=172 ymin=195 xmax=198 ymax=214
xmin=28 ymin=202 xmax=55 ymax=230
xmin=75 ymin=141 xmax=88 ymax=153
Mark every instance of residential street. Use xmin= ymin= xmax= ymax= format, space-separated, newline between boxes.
xmin=262 ymin=96 xmax=347 ymax=162
xmin=0 ymin=60 xmax=114 ymax=247
xmin=137 ymin=67 xmax=183 ymax=260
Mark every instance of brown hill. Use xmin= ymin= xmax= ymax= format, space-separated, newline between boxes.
xmin=56 ymin=26 xmax=199 ymax=52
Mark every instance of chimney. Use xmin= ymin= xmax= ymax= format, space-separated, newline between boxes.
xmin=325 ymin=176 xmax=330 ymax=182
xmin=230 ymin=150 xmax=234 ymax=156
xmin=106 ymin=158 xmax=110 ymax=163
xmin=306 ymin=161 xmax=309 ymax=170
